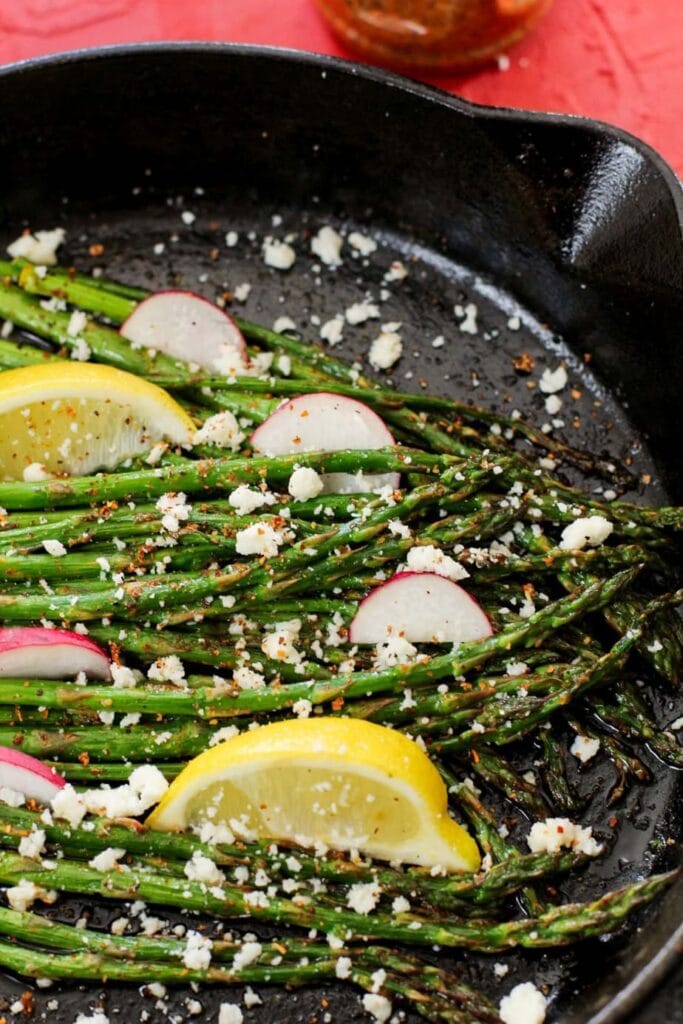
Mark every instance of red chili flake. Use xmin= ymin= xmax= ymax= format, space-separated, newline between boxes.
xmin=88 ymin=243 xmax=105 ymax=257
xmin=331 ymin=697 xmax=345 ymax=712
xmin=609 ymin=816 xmax=618 ymax=828
xmin=512 ymin=352 xmax=535 ymax=374
xmin=78 ymin=752 xmax=90 ymax=767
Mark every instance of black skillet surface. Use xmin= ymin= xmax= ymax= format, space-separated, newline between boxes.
xmin=0 ymin=43 xmax=681 ymax=1024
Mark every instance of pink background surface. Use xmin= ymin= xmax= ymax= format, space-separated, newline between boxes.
xmin=0 ymin=0 xmax=682 ymax=177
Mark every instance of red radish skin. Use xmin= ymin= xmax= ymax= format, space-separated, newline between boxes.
xmin=0 ymin=745 xmax=65 ymax=803
xmin=120 ymin=290 xmax=248 ymax=373
xmin=349 ymin=571 xmax=493 ymax=645
xmin=0 ymin=627 xmax=111 ymax=680
xmin=250 ymin=392 xmax=400 ymax=494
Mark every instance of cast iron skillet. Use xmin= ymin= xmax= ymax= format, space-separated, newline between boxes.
xmin=0 ymin=43 xmax=681 ymax=1024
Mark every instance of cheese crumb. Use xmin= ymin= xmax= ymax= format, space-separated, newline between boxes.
xmin=23 ymin=462 xmax=52 ymax=482
xmin=184 ymin=851 xmax=225 ymax=886
xmin=233 ymin=941 xmax=262 ymax=972
xmin=347 ymin=881 xmax=381 ymax=914
xmin=362 ymin=993 xmax=392 ymax=1023
xmin=7 ymin=227 xmax=65 ymax=265
xmin=349 ymin=232 xmax=377 ymax=255
xmin=6 ymin=879 xmax=57 ymax=912
xmin=148 ymin=655 xmax=186 ymax=686
xmin=288 ymin=466 xmax=324 ymax=501
xmin=345 ymin=300 xmax=380 ymax=325
xmin=82 ymin=765 xmax=168 ymax=818
xmin=311 ymin=226 xmax=343 ymax=266
xmin=570 ymin=734 xmax=600 ymax=763
xmin=89 ymin=847 xmax=126 ymax=871
xmin=228 ymin=485 xmax=276 ymax=516
xmin=374 ymin=635 xmax=417 ymax=669
xmin=42 ymin=539 xmax=67 ymax=557
xmin=559 ymin=515 xmax=613 ymax=551
xmin=369 ymin=328 xmax=402 ymax=370
xmin=335 ymin=956 xmax=353 ymax=979
xmin=218 ymin=1004 xmax=243 ymax=1024
xmin=263 ymin=239 xmax=296 ymax=271
xmin=406 ymin=544 xmax=469 ymax=581
xmin=18 ymin=828 xmax=46 ymax=860
xmin=182 ymin=930 xmax=213 ymax=970
xmin=527 ymin=818 xmax=602 ymax=856
xmin=236 ymin=522 xmax=284 ymax=558
xmin=51 ymin=783 xmax=87 ymax=826
xmin=455 ymin=302 xmax=478 ymax=334
xmin=539 ymin=365 xmax=568 ymax=394
xmin=194 ymin=411 xmax=245 ymax=451
xmin=320 ymin=315 xmax=345 ymax=346
xmin=499 ymin=982 xmax=547 ymax=1024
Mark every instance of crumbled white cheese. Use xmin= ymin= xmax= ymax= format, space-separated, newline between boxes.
xmin=391 ymin=895 xmax=410 ymax=913
xmin=374 ymin=635 xmax=417 ymax=669
xmin=559 ymin=515 xmax=613 ymax=551
xmin=273 ymin=315 xmax=296 ymax=334
xmin=261 ymin=624 xmax=303 ymax=664
xmin=348 ymin=232 xmax=378 ymax=255
xmin=74 ymin=1012 xmax=109 ymax=1024
xmin=42 ymin=539 xmax=67 ymax=557
xmin=22 ymin=462 xmax=52 ymax=482
xmin=311 ymin=226 xmax=343 ymax=266
xmin=18 ymin=828 xmax=46 ymax=860
xmin=233 ymin=666 xmax=266 ymax=690
xmin=226 ymin=231 xmax=238 ymax=247
xmin=384 ymin=260 xmax=408 ymax=283
xmin=51 ymin=783 xmax=87 ymax=827
xmin=320 ymin=315 xmax=345 ymax=346
xmin=147 ymin=655 xmax=186 ymax=686
xmin=539 ymin=365 xmax=568 ymax=394
xmin=292 ymin=698 xmax=313 ymax=718
xmin=7 ymin=227 xmax=65 ymax=265
xmin=233 ymin=941 xmax=262 ymax=972
xmin=182 ymin=929 xmax=213 ymax=970
xmin=362 ymin=993 xmax=392 ymax=1023
xmin=263 ymin=239 xmax=296 ymax=270
xmin=499 ymin=982 xmax=547 ymax=1024
xmin=67 ymin=310 xmax=88 ymax=337
xmin=345 ymin=300 xmax=380 ymax=325
xmin=209 ymin=725 xmax=241 ymax=747
xmin=406 ymin=544 xmax=470 ymax=581
xmin=387 ymin=519 xmax=411 ymax=539
xmin=82 ymin=765 xmax=168 ymax=818
xmin=288 ymin=466 xmax=324 ymax=502
xmin=544 ymin=394 xmax=562 ymax=416
xmin=335 ymin=956 xmax=353 ymax=979
xmin=111 ymin=663 xmax=138 ymax=689
xmin=243 ymin=988 xmax=261 ymax=1009
xmin=181 ymin=210 xmax=196 ymax=226
xmin=0 ymin=786 xmax=25 ymax=807
xmin=369 ymin=328 xmax=402 ymax=370
xmin=347 ymin=881 xmax=381 ymax=915
xmin=89 ymin=847 xmax=126 ymax=872
xmin=493 ymin=962 xmax=509 ymax=979
xmin=228 ymin=485 xmax=276 ymax=516
xmin=570 ymin=734 xmax=600 ymax=763
xmin=218 ymin=1003 xmax=244 ymax=1024
xmin=527 ymin=818 xmax=603 ymax=857
xmin=233 ymin=282 xmax=252 ymax=303
xmin=155 ymin=493 xmax=191 ymax=536
xmin=194 ymin=411 xmax=245 ymax=451
xmin=505 ymin=661 xmax=528 ymax=677
xmin=6 ymin=878 xmax=57 ymax=912
xmin=455 ymin=302 xmax=478 ymax=334
xmin=235 ymin=522 xmax=284 ymax=558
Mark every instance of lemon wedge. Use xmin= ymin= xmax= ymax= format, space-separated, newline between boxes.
xmin=147 ymin=718 xmax=480 ymax=872
xmin=0 ymin=363 xmax=194 ymax=480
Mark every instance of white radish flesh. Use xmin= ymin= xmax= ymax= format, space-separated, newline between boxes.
xmin=0 ymin=627 xmax=111 ymax=680
xmin=348 ymin=572 xmax=493 ymax=644
xmin=250 ymin=392 xmax=400 ymax=494
xmin=120 ymin=291 xmax=248 ymax=374
xmin=0 ymin=746 xmax=65 ymax=803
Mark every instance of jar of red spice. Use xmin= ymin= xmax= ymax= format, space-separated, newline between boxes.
xmin=314 ymin=0 xmax=553 ymax=71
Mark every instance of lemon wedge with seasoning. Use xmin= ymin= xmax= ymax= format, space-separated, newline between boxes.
xmin=0 ymin=363 xmax=194 ymax=480
xmin=147 ymin=718 xmax=480 ymax=872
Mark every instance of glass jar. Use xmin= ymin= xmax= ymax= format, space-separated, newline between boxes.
xmin=314 ymin=0 xmax=553 ymax=71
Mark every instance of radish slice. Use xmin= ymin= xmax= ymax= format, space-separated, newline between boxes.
xmin=349 ymin=572 xmax=493 ymax=644
xmin=250 ymin=392 xmax=400 ymax=494
xmin=0 ymin=746 xmax=65 ymax=803
xmin=120 ymin=291 xmax=249 ymax=374
xmin=0 ymin=627 xmax=111 ymax=680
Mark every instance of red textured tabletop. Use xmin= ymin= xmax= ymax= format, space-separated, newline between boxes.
xmin=0 ymin=0 xmax=682 ymax=177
